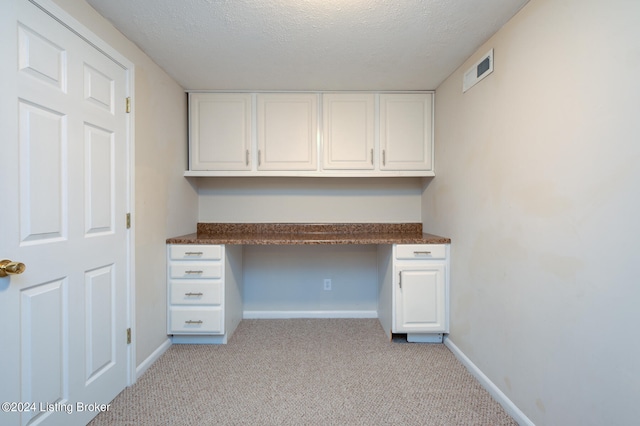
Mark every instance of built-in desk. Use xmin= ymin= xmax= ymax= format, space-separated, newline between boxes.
xmin=166 ymin=223 xmax=451 ymax=344
xmin=167 ymin=223 xmax=451 ymax=246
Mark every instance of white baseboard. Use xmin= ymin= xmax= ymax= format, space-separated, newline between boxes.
xmin=444 ymin=337 xmax=534 ymax=426
xmin=243 ymin=310 xmax=378 ymax=319
xmin=171 ymin=334 xmax=228 ymax=344
xmin=135 ymin=338 xmax=172 ymax=380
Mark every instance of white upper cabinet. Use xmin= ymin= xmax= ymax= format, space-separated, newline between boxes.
xmin=189 ymin=93 xmax=252 ymax=171
xmin=256 ymin=93 xmax=318 ymax=171
xmin=322 ymin=93 xmax=375 ymax=170
xmin=379 ymin=93 xmax=433 ymax=172
xmin=185 ymin=91 xmax=434 ymax=177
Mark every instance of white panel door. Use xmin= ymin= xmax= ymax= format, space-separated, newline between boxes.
xmin=0 ymin=1 xmax=130 ymax=425
xmin=394 ymin=265 xmax=446 ymax=333
xmin=256 ymin=93 xmax=318 ymax=171
xmin=379 ymin=93 xmax=433 ymax=171
xmin=189 ymin=93 xmax=252 ymax=171
xmin=322 ymin=93 xmax=375 ymax=170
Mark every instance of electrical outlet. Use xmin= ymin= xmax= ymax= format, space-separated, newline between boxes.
xmin=323 ymin=278 xmax=332 ymax=291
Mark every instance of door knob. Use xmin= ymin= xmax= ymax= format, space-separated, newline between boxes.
xmin=0 ymin=259 xmax=26 ymax=277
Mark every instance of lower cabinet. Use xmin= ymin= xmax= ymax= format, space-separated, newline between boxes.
xmin=378 ymin=244 xmax=449 ymax=342
xmin=167 ymin=244 xmax=243 ymax=344
xmin=167 ymin=242 xmax=448 ymax=344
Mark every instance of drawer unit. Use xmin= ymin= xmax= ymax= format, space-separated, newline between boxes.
xmin=169 ymin=263 xmax=222 ymax=279
xmin=169 ymin=280 xmax=223 ymax=305
xmin=169 ymin=244 xmax=223 ymax=260
xmin=169 ymin=307 xmax=223 ymax=334
xmin=395 ymin=244 xmax=446 ymax=260
xmin=167 ymin=244 xmax=225 ymax=337
xmin=378 ymin=243 xmax=450 ymax=343
xmin=167 ymin=244 xmax=243 ymax=344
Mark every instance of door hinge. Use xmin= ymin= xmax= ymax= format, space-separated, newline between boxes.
xmin=126 ymin=328 xmax=132 ymax=344
xmin=126 ymin=213 xmax=131 ymax=229
xmin=125 ymin=97 xmax=131 ymax=113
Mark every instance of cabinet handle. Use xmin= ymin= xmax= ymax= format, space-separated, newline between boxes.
xmin=398 ymin=271 xmax=402 ymax=289
xmin=413 ymin=251 xmax=432 ymax=256
xmin=382 ymin=150 xmax=386 ymax=166
xmin=370 ymin=149 xmax=374 ymax=165
xmin=185 ymin=320 xmax=203 ymax=325
xmin=185 ymin=251 xmax=203 ymax=256
xmin=258 ymin=150 xmax=262 ymax=166
xmin=185 ymin=270 xmax=203 ymax=274
xmin=185 ymin=292 xmax=204 ymax=296
xmin=246 ymin=149 xmax=249 ymax=166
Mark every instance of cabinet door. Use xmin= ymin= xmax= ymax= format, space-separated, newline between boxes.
xmin=257 ymin=93 xmax=318 ymax=171
xmin=322 ymin=93 xmax=374 ymax=170
xmin=394 ymin=264 xmax=446 ymax=333
xmin=380 ymin=93 xmax=433 ymax=171
xmin=189 ymin=93 xmax=252 ymax=171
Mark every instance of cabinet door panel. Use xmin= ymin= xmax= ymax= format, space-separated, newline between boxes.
xmin=380 ymin=93 xmax=433 ymax=171
xmin=170 ymin=280 xmax=223 ymax=305
xmin=322 ymin=94 xmax=374 ymax=170
xmin=169 ymin=308 xmax=223 ymax=334
xmin=395 ymin=265 xmax=445 ymax=332
xmin=169 ymin=262 xmax=222 ymax=279
xmin=257 ymin=93 xmax=318 ymax=171
xmin=395 ymin=244 xmax=446 ymax=260
xmin=189 ymin=93 xmax=251 ymax=171
xmin=170 ymin=244 xmax=223 ymax=261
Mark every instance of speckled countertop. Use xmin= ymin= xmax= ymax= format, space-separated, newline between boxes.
xmin=166 ymin=223 xmax=451 ymax=245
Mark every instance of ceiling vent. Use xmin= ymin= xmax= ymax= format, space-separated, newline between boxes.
xmin=463 ymin=49 xmax=494 ymax=93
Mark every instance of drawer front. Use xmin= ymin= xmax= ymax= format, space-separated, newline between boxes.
xmin=170 ymin=245 xmax=223 ymax=261
xmin=395 ymin=244 xmax=446 ymax=260
xmin=170 ymin=308 xmax=223 ymax=334
xmin=169 ymin=262 xmax=222 ymax=279
xmin=170 ymin=280 xmax=223 ymax=305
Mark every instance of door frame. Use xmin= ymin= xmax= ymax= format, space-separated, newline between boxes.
xmin=28 ymin=0 xmax=137 ymax=386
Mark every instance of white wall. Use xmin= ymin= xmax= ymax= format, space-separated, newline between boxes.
xmin=424 ymin=0 xmax=640 ymax=424
xmin=243 ymin=245 xmax=378 ymax=316
xmin=199 ymin=177 xmax=421 ymax=313
xmin=198 ymin=177 xmax=423 ymax=223
xmin=51 ymin=0 xmax=197 ymax=367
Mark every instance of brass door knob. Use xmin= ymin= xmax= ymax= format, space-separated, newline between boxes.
xmin=0 ymin=259 xmax=26 ymax=277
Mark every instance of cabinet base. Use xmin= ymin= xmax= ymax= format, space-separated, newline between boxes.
xmin=407 ymin=333 xmax=443 ymax=343
xmin=171 ymin=334 xmax=228 ymax=344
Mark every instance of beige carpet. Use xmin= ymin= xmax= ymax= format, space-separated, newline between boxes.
xmin=90 ymin=319 xmax=516 ymax=425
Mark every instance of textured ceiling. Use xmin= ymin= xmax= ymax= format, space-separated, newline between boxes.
xmin=86 ymin=0 xmax=528 ymax=91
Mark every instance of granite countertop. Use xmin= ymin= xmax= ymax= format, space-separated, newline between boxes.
xmin=166 ymin=223 xmax=451 ymax=245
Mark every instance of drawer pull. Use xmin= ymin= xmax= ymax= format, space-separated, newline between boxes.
xmin=185 ymin=320 xmax=203 ymax=325
xmin=185 ymin=292 xmax=204 ymax=297
xmin=413 ymin=251 xmax=432 ymax=256
xmin=185 ymin=270 xmax=203 ymax=274
xmin=184 ymin=251 xmax=203 ymax=256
